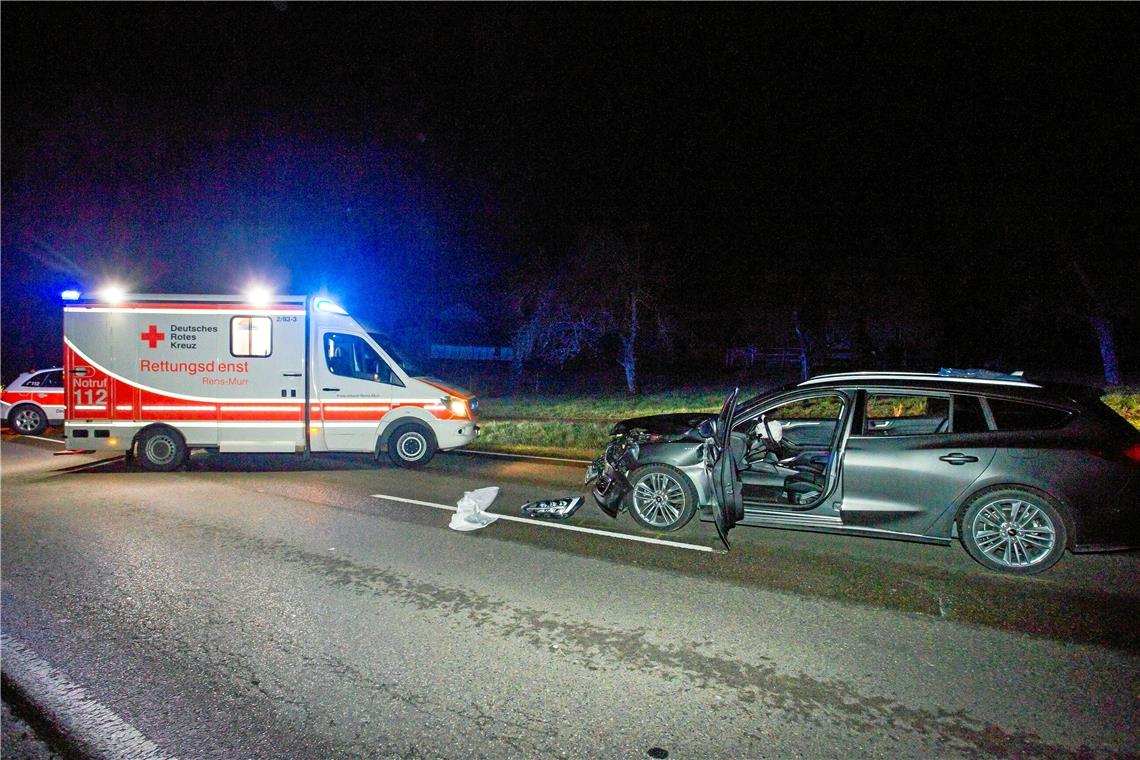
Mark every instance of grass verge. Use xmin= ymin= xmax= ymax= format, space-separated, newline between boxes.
xmin=470 ymin=387 xmax=1140 ymax=459
xmin=1103 ymin=387 xmax=1140 ymax=429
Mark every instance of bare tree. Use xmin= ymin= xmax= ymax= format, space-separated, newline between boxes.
xmin=507 ymin=223 xmax=669 ymax=394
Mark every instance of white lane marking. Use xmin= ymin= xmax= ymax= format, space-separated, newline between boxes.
xmin=456 ymin=449 xmax=593 ymax=465
xmin=1 ymin=634 xmax=175 ymax=760
xmin=371 ymin=493 xmax=716 ymax=553
xmin=13 ymin=434 xmax=66 ymax=445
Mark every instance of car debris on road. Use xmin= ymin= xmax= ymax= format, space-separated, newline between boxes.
xmin=448 ymin=487 xmax=501 ymax=531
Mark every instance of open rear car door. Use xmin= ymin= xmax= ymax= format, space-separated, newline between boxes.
xmin=706 ymin=388 xmax=743 ymax=550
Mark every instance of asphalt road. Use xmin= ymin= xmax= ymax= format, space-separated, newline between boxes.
xmin=2 ymin=434 xmax=1138 ymax=758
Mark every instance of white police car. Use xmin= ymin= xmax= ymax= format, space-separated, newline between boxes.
xmin=2 ymin=368 xmax=65 ymax=435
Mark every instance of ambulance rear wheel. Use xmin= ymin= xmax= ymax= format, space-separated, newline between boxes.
xmin=9 ymin=404 xmax=48 ymax=436
xmin=387 ymin=422 xmax=436 ymax=469
xmin=137 ymin=426 xmax=188 ymax=472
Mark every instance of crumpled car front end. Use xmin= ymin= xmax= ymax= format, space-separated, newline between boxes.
xmin=586 ymin=436 xmax=640 ymax=517
xmin=585 ymin=413 xmax=714 ymax=518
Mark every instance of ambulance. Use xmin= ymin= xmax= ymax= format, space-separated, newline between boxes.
xmin=63 ymin=292 xmax=479 ymax=471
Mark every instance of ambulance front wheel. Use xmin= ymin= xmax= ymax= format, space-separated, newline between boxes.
xmin=136 ymin=426 xmax=189 ymax=472
xmin=386 ymin=422 xmax=437 ymax=469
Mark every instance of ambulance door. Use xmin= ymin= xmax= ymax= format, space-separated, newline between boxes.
xmin=217 ymin=312 xmax=305 ymax=452
xmin=315 ymin=331 xmax=396 ymax=452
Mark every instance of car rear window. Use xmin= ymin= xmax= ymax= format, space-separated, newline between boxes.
xmin=986 ymin=398 xmax=1072 ymax=431
xmin=864 ymin=394 xmax=949 ymax=436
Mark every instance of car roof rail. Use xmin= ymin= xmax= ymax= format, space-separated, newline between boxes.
xmin=798 ymin=370 xmax=1041 ymax=388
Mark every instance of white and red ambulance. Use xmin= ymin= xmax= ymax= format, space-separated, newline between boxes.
xmin=63 ymin=293 xmax=478 ymax=470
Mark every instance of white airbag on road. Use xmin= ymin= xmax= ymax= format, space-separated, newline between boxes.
xmin=448 ymin=486 xmax=501 ymax=531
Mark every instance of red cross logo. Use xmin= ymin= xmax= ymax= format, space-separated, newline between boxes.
xmin=140 ymin=324 xmax=165 ymax=349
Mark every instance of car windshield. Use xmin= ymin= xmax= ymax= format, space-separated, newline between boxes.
xmin=368 ymin=333 xmax=423 ymax=376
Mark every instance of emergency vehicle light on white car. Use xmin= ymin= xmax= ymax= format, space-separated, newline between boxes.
xmin=62 ymin=293 xmax=479 ymax=471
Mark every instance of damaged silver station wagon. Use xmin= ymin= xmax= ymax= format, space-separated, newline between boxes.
xmin=585 ymin=370 xmax=1140 ymax=574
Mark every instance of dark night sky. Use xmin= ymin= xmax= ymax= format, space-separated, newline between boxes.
xmin=2 ymin=3 xmax=1138 ymax=382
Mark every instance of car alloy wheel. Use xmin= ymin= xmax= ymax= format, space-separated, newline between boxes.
xmin=626 ymin=464 xmax=697 ymax=532
xmin=960 ymin=488 xmax=1067 ymax=574
xmin=11 ymin=406 xmax=48 ymax=435
xmin=970 ymin=498 xmax=1057 ymax=567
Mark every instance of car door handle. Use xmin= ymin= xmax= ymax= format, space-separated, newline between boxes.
xmin=322 ymin=387 xmax=340 ymax=392
xmin=939 ymin=453 xmax=979 ymax=465
xmin=282 ymin=371 xmax=302 ymax=377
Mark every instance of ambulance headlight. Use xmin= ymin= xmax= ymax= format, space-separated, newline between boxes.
xmin=445 ymin=396 xmax=469 ymax=418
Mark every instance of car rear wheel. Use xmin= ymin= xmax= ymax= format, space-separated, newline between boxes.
xmin=386 ymin=422 xmax=437 ymax=469
xmin=626 ymin=464 xmax=697 ymax=532
xmin=136 ymin=426 xmax=189 ymax=472
xmin=9 ymin=404 xmax=48 ymax=436
xmin=959 ymin=488 xmax=1067 ymax=574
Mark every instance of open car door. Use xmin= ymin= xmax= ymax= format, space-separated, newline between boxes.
xmin=706 ymin=388 xmax=743 ymax=550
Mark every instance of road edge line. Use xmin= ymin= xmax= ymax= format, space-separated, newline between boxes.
xmin=0 ymin=634 xmax=175 ymax=760
xmin=455 ymin=449 xmax=593 ymax=465
xmin=370 ymin=493 xmax=716 ymax=553
xmin=11 ymin=434 xmax=66 ymax=445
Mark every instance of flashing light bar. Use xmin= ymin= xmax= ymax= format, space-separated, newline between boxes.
xmin=313 ymin=298 xmax=348 ymax=315
xmin=245 ymin=286 xmax=273 ymax=308
xmin=61 ymin=290 xmax=82 ymax=301
xmin=98 ymin=285 xmax=127 ymax=304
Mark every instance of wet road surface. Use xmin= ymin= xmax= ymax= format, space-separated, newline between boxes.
xmin=2 ymin=435 xmax=1138 ymax=758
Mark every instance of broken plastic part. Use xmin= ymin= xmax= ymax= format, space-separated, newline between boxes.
xmin=520 ymin=496 xmax=584 ymax=520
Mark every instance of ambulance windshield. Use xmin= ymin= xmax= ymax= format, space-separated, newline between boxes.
xmin=368 ymin=333 xmax=423 ymax=376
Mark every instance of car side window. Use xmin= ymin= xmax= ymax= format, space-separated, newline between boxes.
xmin=23 ymin=371 xmax=61 ymax=388
xmin=864 ymin=393 xmax=950 ymax=436
xmin=735 ymin=394 xmax=845 ymax=448
xmin=986 ymin=398 xmax=1072 ymax=431
xmin=324 ymin=332 xmax=399 ymax=385
xmin=952 ymin=395 xmax=988 ymax=433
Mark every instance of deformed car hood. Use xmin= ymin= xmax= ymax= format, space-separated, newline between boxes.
xmin=609 ymin=412 xmax=714 ymax=437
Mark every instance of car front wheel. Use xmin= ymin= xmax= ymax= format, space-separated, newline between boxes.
xmin=626 ymin=464 xmax=698 ymax=532
xmin=959 ymin=488 xmax=1067 ymax=574
xmin=9 ymin=405 xmax=48 ymax=436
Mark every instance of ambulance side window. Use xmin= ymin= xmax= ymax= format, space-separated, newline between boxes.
xmin=323 ymin=333 xmax=400 ymax=385
xmin=231 ymin=317 xmax=272 ymax=357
